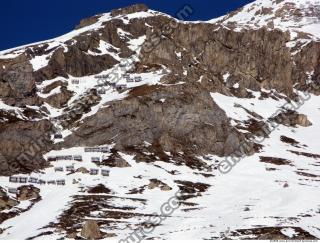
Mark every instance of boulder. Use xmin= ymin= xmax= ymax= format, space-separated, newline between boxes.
xmin=76 ymin=167 xmax=89 ymax=174
xmin=80 ymin=220 xmax=102 ymax=240
xmin=148 ymin=179 xmax=172 ymax=191
xmin=270 ymin=110 xmax=312 ymax=127
xmin=296 ymin=114 xmax=312 ymax=127
xmin=101 ymin=153 xmax=131 ymax=168
xmin=0 ymin=187 xmax=18 ymax=211
xmin=17 ymin=185 xmax=40 ymax=201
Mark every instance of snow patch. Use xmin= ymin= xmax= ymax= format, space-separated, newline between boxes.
xmin=223 ymin=72 xmax=230 ymax=83
xmin=281 ymin=228 xmax=299 ymax=238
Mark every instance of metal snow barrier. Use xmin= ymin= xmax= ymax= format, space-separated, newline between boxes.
xmin=90 ymin=168 xmax=99 ymax=175
xmin=38 ymin=180 xmax=46 ymax=185
xmin=85 ymin=147 xmax=109 ymax=153
xmin=65 ymin=155 xmax=73 ymax=160
xmin=8 ymin=188 xmax=18 ymax=194
xmin=101 ymin=169 xmax=110 ymax=176
xmin=47 ymin=180 xmax=56 ymax=185
xmin=100 ymin=147 xmax=110 ymax=153
xmin=126 ymin=77 xmax=134 ymax=82
xmin=94 ymin=74 xmax=109 ymax=79
xmin=134 ymin=76 xmax=142 ymax=82
xmin=9 ymin=176 xmax=18 ymax=183
xmin=116 ymin=84 xmax=127 ymax=91
xmin=54 ymin=167 xmax=64 ymax=172
xmin=66 ymin=165 xmax=75 ymax=172
xmin=73 ymin=155 xmax=83 ymax=161
xmin=56 ymin=155 xmax=73 ymax=161
xmin=47 ymin=156 xmax=57 ymax=162
xmin=84 ymin=148 xmax=93 ymax=152
xmin=19 ymin=177 xmax=28 ymax=183
xmin=54 ymin=134 xmax=63 ymax=139
xmin=71 ymin=79 xmax=80 ymax=84
xmin=91 ymin=157 xmax=100 ymax=163
xmin=97 ymin=81 xmax=111 ymax=87
xmin=28 ymin=177 xmax=38 ymax=184
xmin=97 ymin=89 xmax=106 ymax=94
xmin=84 ymin=148 xmax=92 ymax=152
xmin=123 ymin=74 xmax=130 ymax=78
xmin=56 ymin=180 xmax=66 ymax=185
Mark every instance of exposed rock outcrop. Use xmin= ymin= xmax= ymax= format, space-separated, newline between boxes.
xmin=110 ymin=4 xmax=148 ymax=17
xmin=0 ymin=120 xmax=53 ymax=176
xmin=0 ymin=188 xmax=18 ymax=211
xmin=76 ymin=167 xmax=89 ymax=174
xmin=148 ymin=179 xmax=172 ymax=191
xmin=80 ymin=220 xmax=101 ymax=240
xmin=62 ymin=83 xmax=249 ymax=156
xmin=101 ymin=152 xmax=131 ymax=168
xmin=43 ymin=86 xmax=74 ymax=109
xmin=17 ymin=185 xmax=41 ymax=201
xmin=270 ymin=110 xmax=312 ymax=127
xmin=0 ymin=54 xmax=35 ymax=98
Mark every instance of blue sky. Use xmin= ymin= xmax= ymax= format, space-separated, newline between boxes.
xmin=0 ymin=0 xmax=254 ymax=51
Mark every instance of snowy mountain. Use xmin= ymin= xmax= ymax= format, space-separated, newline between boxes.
xmin=0 ymin=1 xmax=320 ymax=240
xmin=210 ymin=0 xmax=320 ymax=39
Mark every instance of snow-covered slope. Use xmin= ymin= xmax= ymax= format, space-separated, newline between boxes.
xmin=209 ymin=0 xmax=320 ymax=40
xmin=1 ymin=90 xmax=320 ymax=239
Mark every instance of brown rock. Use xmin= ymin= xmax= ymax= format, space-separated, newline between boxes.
xmin=296 ymin=114 xmax=312 ymax=127
xmin=161 ymin=184 xmax=172 ymax=191
xmin=148 ymin=179 xmax=172 ymax=191
xmin=35 ymin=45 xmax=119 ymax=81
xmin=80 ymin=220 xmax=101 ymax=240
xmin=1 ymin=54 xmax=36 ymax=97
xmin=111 ymin=4 xmax=148 ymax=17
xmin=100 ymin=153 xmax=131 ymax=168
xmin=62 ymin=84 xmax=249 ymax=157
xmin=17 ymin=185 xmax=40 ymax=201
xmin=76 ymin=167 xmax=89 ymax=174
xmin=43 ymin=86 xmax=74 ymax=109
xmin=0 ymin=187 xmax=18 ymax=211
xmin=42 ymin=80 xmax=66 ymax=94
xmin=66 ymin=232 xmax=78 ymax=239
xmin=75 ymin=15 xmax=99 ymax=29
xmin=271 ymin=110 xmax=312 ymax=127
xmin=0 ymin=119 xmax=53 ymax=176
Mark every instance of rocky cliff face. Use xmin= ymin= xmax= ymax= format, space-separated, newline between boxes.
xmin=0 ymin=119 xmax=52 ymax=175
xmin=0 ymin=1 xmax=319 ymax=175
xmin=62 ymin=83 xmax=246 ymax=156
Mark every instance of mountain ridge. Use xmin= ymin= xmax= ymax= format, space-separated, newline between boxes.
xmin=0 ymin=1 xmax=320 ymax=240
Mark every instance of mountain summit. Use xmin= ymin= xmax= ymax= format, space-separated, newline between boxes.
xmin=210 ymin=0 xmax=320 ymax=40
